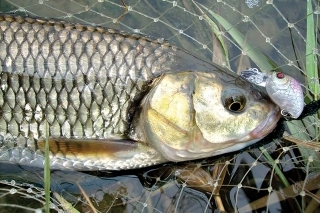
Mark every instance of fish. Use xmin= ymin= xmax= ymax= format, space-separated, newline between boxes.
xmin=0 ymin=14 xmax=281 ymax=170
xmin=241 ymin=68 xmax=304 ymax=119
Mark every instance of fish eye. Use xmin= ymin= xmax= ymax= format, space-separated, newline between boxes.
xmin=276 ymin=72 xmax=285 ymax=79
xmin=222 ymin=89 xmax=246 ymax=113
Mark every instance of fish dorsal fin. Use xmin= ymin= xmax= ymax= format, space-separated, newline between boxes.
xmin=37 ymin=138 xmax=139 ymax=159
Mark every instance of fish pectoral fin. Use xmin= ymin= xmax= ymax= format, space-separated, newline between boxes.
xmin=37 ymin=137 xmax=139 ymax=159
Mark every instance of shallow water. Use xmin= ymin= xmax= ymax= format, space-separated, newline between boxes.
xmin=1 ymin=140 xmax=318 ymax=212
xmin=0 ymin=0 xmax=319 ymax=212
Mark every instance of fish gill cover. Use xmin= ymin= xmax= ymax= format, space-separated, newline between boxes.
xmin=0 ymin=0 xmax=319 ymax=213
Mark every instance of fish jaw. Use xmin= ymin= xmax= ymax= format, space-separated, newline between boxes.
xmin=134 ymin=71 xmax=281 ymax=162
xmin=249 ymin=107 xmax=281 ymax=139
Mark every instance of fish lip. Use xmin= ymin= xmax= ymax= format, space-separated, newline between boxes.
xmin=250 ymin=106 xmax=281 ymax=139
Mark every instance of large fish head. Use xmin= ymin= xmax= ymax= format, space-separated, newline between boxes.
xmin=136 ymin=71 xmax=281 ymax=162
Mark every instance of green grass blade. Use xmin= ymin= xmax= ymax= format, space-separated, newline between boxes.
xmin=194 ymin=2 xmax=274 ymax=72
xmin=204 ymin=15 xmax=230 ymax=67
xmin=305 ymin=1 xmax=320 ymax=143
xmin=306 ymin=0 xmax=319 ymax=99
xmin=259 ymin=147 xmax=290 ymax=187
xmin=44 ymin=122 xmax=50 ymax=213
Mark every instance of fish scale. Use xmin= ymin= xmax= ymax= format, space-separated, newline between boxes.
xmin=1 ymin=66 xmax=136 ymax=139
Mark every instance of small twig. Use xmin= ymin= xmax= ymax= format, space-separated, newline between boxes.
xmin=304 ymin=188 xmax=320 ymax=213
xmin=77 ymin=182 xmax=98 ymax=213
xmin=282 ymin=136 xmax=320 ymax=150
xmin=211 ymin=162 xmax=228 ymax=212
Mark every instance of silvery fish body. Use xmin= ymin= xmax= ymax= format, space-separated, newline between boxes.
xmin=0 ymin=15 xmax=281 ymax=170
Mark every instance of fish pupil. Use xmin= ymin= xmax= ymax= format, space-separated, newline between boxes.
xmin=276 ymin=72 xmax=285 ymax=79
xmin=229 ymin=102 xmax=242 ymax=111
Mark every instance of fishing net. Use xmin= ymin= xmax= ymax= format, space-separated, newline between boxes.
xmin=0 ymin=0 xmax=319 ymax=212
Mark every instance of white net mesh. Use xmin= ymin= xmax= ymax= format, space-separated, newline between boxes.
xmin=0 ymin=0 xmax=319 ymax=212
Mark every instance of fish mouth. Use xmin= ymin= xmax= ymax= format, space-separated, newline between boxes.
xmin=250 ymin=106 xmax=282 ymax=139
